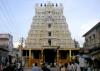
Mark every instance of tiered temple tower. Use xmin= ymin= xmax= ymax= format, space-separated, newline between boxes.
xmin=22 ymin=2 xmax=79 ymax=67
xmin=25 ymin=2 xmax=74 ymax=49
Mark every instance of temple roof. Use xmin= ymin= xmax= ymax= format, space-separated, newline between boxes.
xmin=83 ymin=22 xmax=100 ymax=36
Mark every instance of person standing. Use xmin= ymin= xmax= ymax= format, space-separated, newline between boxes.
xmin=50 ymin=63 xmax=58 ymax=71
xmin=60 ymin=65 xmax=66 ymax=71
xmin=0 ymin=62 xmax=3 ymax=71
xmin=32 ymin=63 xmax=41 ymax=71
xmin=74 ymin=62 xmax=80 ymax=71
xmin=67 ymin=62 xmax=75 ymax=71
xmin=41 ymin=63 xmax=50 ymax=71
xmin=76 ymin=63 xmax=81 ymax=71
xmin=78 ymin=57 xmax=85 ymax=71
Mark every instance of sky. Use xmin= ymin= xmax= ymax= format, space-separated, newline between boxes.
xmin=0 ymin=0 xmax=100 ymax=48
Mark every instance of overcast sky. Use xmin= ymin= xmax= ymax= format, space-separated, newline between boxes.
xmin=0 ymin=0 xmax=100 ymax=47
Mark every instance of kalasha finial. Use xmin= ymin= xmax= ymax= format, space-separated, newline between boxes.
xmin=46 ymin=0 xmax=52 ymax=2
xmin=41 ymin=3 xmax=42 ymax=7
xmin=56 ymin=3 xmax=58 ymax=7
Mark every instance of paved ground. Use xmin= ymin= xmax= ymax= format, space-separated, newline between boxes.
xmin=24 ymin=68 xmax=32 ymax=71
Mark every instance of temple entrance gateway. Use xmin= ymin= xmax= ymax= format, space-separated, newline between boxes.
xmin=22 ymin=1 xmax=80 ymax=67
xmin=43 ymin=49 xmax=57 ymax=64
xmin=22 ymin=48 xmax=80 ymax=67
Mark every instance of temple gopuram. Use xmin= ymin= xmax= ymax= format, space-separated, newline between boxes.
xmin=22 ymin=1 xmax=79 ymax=67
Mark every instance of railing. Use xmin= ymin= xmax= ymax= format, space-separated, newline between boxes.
xmin=0 ymin=45 xmax=9 ymax=51
xmin=83 ymin=43 xmax=100 ymax=53
xmin=89 ymin=47 xmax=100 ymax=53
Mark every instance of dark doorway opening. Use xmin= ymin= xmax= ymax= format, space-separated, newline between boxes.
xmin=43 ymin=49 xmax=57 ymax=64
xmin=59 ymin=50 xmax=69 ymax=59
xmin=31 ymin=50 xmax=41 ymax=59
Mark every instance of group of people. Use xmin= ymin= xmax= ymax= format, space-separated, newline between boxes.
xmin=0 ymin=61 xmax=24 ymax=71
xmin=32 ymin=62 xmax=80 ymax=71
xmin=32 ymin=57 xmax=83 ymax=71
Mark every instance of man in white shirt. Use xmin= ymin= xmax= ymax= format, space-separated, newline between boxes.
xmin=79 ymin=57 xmax=85 ymax=71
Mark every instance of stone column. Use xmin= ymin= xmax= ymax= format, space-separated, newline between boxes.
xmin=57 ymin=49 xmax=59 ymax=63
xmin=41 ymin=49 xmax=43 ymax=63
xmin=69 ymin=49 xmax=72 ymax=61
xmin=29 ymin=49 xmax=31 ymax=67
